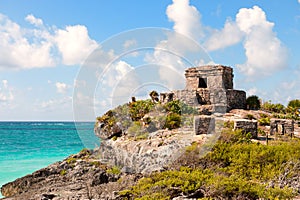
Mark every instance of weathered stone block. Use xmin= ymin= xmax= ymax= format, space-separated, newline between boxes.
xmin=194 ymin=115 xmax=215 ymax=135
xmin=233 ymin=119 xmax=257 ymax=138
xmin=270 ymin=118 xmax=294 ymax=136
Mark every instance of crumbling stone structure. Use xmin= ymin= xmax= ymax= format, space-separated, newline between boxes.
xmin=233 ymin=119 xmax=258 ymax=138
xmin=160 ymin=65 xmax=246 ymax=113
xmin=270 ymin=118 xmax=294 ymax=136
xmin=194 ymin=115 xmax=215 ymax=135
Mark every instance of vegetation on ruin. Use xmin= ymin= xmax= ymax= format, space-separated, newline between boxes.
xmin=95 ymin=91 xmax=198 ymax=140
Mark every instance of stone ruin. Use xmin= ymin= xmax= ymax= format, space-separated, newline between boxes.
xmin=270 ymin=118 xmax=294 ymax=137
xmin=160 ymin=65 xmax=246 ymax=114
xmin=159 ymin=65 xmax=258 ymax=137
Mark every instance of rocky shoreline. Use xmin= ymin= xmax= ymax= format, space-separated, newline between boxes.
xmin=1 ymin=148 xmax=133 ymax=199
xmin=0 ymin=127 xmax=206 ymax=200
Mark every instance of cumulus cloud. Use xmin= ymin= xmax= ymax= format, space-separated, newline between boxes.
xmin=236 ymin=6 xmax=288 ymax=76
xmin=0 ymin=13 xmax=98 ymax=69
xmin=166 ymin=0 xmax=204 ymax=40
xmin=55 ymin=82 xmax=68 ymax=94
xmin=25 ymin=14 xmax=43 ymax=26
xmin=54 ymin=25 xmax=98 ymax=65
xmin=0 ymin=14 xmax=54 ymax=69
xmin=204 ymin=19 xmax=244 ymax=51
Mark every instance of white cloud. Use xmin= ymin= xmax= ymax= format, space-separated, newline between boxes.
xmin=123 ymin=39 xmax=137 ymax=49
xmin=0 ymin=79 xmax=14 ymax=103
xmin=0 ymin=13 xmax=98 ymax=69
xmin=25 ymin=14 xmax=43 ymax=26
xmin=298 ymin=0 xmax=300 ymax=4
xmin=54 ymin=25 xmax=98 ymax=65
xmin=55 ymin=82 xmax=68 ymax=94
xmin=236 ymin=6 xmax=288 ymax=76
xmin=204 ymin=19 xmax=244 ymax=51
xmin=2 ymin=80 xmax=8 ymax=88
xmin=166 ymin=0 xmax=204 ymax=40
xmin=0 ymin=14 xmax=54 ymax=69
xmin=247 ymin=87 xmax=257 ymax=96
xmin=38 ymin=96 xmax=72 ymax=112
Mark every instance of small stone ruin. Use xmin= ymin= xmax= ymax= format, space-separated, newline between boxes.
xmin=233 ymin=119 xmax=258 ymax=138
xmin=160 ymin=65 xmax=246 ymax=113
xmin=270 ymin=118 xmax=294 ymax=136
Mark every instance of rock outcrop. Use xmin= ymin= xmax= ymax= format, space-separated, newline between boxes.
xmin=1 ymin=149 xmax=126 ymax=200
xmin=97 ymin=129 xmax=205 ymax=174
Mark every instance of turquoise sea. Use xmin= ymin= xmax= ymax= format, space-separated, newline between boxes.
xmin=0 ymin=121 xmax=100 ymax=198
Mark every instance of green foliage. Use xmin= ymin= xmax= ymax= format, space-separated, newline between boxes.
xmin=60 ymin=169 xmax=67 ymax=176
xmin=259 ymin=113 xmax=268 ymax=118
xmin=164 ymin=100 xmax=198 ymax=115
xmin=245 ymin=114 xmax=256 ymax=120
xmin=106 ymin=166 xmax=121 ymax=175
xmin=258 ymin=128 xmax=266 ymax=136
xmin=246 ymin=95 xmax=261 ymax=110
xmin=79 ymin=148 xmax=91 ymax=157
xmin=120 ymin=129 xmax=300 ymax=199
xmin=223 ymin=121 xmax=234 ymax=129
xmin=258 ymin=117 xmax=270 ymax=126
xmin=272 ymin=113 xmax=300 ymax=121
xmin=164 ymin=112 xmax=181 ymax=130
xmin=129 ymin=100 xmax=155 ymax=121
xmin=96 ymin=110 xmax=116 ymax=130
xmin=112 ymin=136 xmax=118 ymax=141
xmin=287 ymin=99 xmax=300 ymax=109
xmin=66 ymin=157 xmax=77 ymax=164
xmin=127 ymin=121 xmax=147 ymax=138
xmin=261 ymin=101 xmax=285 ymax=114
xmin=219 ymin=129 xmax=252 ymax=144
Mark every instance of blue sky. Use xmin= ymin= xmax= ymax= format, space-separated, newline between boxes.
xmin=0 ymin=0 xmax=299 ymax=121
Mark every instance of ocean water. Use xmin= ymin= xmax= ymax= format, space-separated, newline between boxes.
xmin=0 ymin=121 xmax=100 ymax=198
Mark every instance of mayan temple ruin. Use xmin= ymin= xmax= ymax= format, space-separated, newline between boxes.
xmin=160 ymin=65 xmax=246 ymax=114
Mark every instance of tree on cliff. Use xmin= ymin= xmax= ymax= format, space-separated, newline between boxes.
xmin=287 ymin=99 xmax=300 ymax=116
xmin=246 ymin=95 xmax=260 ymax=110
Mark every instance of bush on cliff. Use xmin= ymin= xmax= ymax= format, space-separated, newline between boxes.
xmin=246 ymin=95 xmax=261 ymax=110
xmin=120 ymin=129 xmax=300 ymax=199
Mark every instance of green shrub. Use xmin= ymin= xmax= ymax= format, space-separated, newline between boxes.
xmin=164 ymin=100 xmax=198 ymax=115
xmin=287 ymin=99 xmax=300 ymax=109
xmin=60 ymin=169 xmax=67 ymax=176
xmin=164 ymin=112 xmax=181 ymax=130
xmin=129 ymin=99 xmax=155 ymax=121
xmin=246 ymin=95 xmax=261 ymax=110
xmin=106 ymin=166 xmax=121 ymax=175
xmin=246 ymin=114 xmax=256 ymax=120
xmin=127 ymin=121 xmax=145 ymax=137
xmin=261 ymin=101 xmax=285 ymax=114
xmin=258 ymin=128 xmax=266 ymax=136
xmin=66 ymin=157 xmax=77 ymax=164
xmin=223 ymin=121 xmax=234 ymax=129
xmin=119 ymin=129 xmax=300 ymax=199
xmin=258 ymin=117 xmax=270 ymax=126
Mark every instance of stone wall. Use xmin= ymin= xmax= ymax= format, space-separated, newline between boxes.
xmin=226 ymin=89 xmax=246 ymax=111
xmin=233 ymin=119 xmax=258 ymax=138
xmin=185 ymin=65 xmax=233 ymax=90
xmin=194 ymin=115 xmax=215 ymax=135
xmin=160 ymin=65 xmax=246 ymax=113
xmin=270 ymin=119 xmax=294 ymax=136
